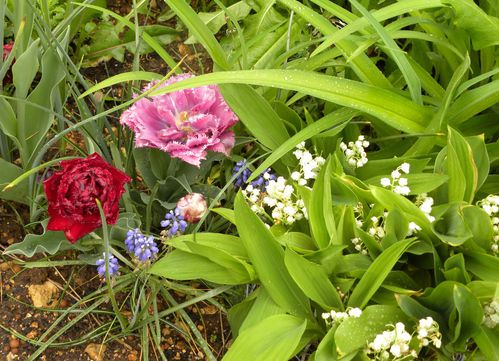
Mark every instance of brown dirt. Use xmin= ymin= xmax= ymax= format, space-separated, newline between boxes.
xmin=0 ymin=201 xmax=230 ymax=360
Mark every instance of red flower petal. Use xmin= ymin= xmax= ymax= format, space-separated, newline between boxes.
xmin=44 ymin=152 xmax=131 ymax=243
xmin=65 ymin=223 xmax=99 ymax=244
xmin=47 ymin=215 xmax=74 ymax=231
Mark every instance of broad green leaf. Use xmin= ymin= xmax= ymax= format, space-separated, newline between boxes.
xmin=452 ymin=284 xmax=484 ymax=348
xmin=185 ymin=241 xmax=254 ymax=278
xmin=371 ymin=187 xmax=431 ymax=232
xmin=397 ymin=295 xmax=446 ymax=328
xmin=277 ymin=232 xmax=316 ymax=252
xmin=314 ymin=327 xmax=337 ymax=361
xmin=0 ymin=158 xmax=28 ymax=204
xmin=12 ymin=39 xmax=40 ymax=99
xmin=151 ymin=70 xmax=431 ymax=133
xmin=443 ymin=0 xmax=499 ymax=49
xmin=348 ymin=239 xmax=416 ymax=308
xmin=211 ymin=207 xmax=235 ymax=224
xmin=366 ymin=173 xmax=448 ymax=195
xmin=23 ymin=46 xmax=66 ymax=165
xmin=466 ymin=135 xmax=490 ymax=192
xmin=3 ymin=221 xmax=91 ymax=257
xmin=432 ymin=203 xmax=473 ymax=246
xmin=415 ymin=281 xmax=483 ymax=345
xmin=222 ymin=314 xmax=306 ymax=361
xmin=0 ymin=98 xmax=19 ymax=147
xmin=284 ymin=249 xmax=343 ymax=310
xmin=465 ymin=251 xmax=499 ymax=282
xmin=443 ymin=254 xmax=471 ymax=284
xmin=355 ymin=158 xmax=429 ymax=180
xmin=220 ymin=84 xmax=290 ymax=152
xmin=170 ymin=233 xmax=247 ymax=259
xmin=462 ymin=206 xmax=494 ymax=250
xmin=237 ymin=288 xmax=286 ymax=334
xmin=467 ymin=281 xmax=499 ymax=301
xmin=149 ymin=249 xmax=253 ymax=284
xmin=308 ymin=160 xmax=332 ymax=249
xmin=474 ymin=326 xmax=499 ymax=360
xmin=234 ymin=192 xmax=312 ymax=318
xmin=448 ymin=80 xmax=499 ymax=126
xmin=335 ymin=305 xmax=411 ymax=357
xmin=447 ymin=127 xmax=477 ymax=203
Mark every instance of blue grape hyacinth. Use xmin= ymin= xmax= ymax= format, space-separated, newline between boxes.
xmin=232 ymin=159 xmax=276 ymax=191
xmin=96 ymin=252 xmax=119 ymax=277
xmin=133 ymin=235 xmax=159 ymax=262
xmin=232 ymin=160 xmax=252 ymax=188
xmin=161 ymin=207 xmax=188 ymax=236
xmin=125 ymin=228 xmax=142 ymax=253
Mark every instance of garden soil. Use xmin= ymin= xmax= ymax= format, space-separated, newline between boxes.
xmin=0 ymin=201 xmax=230 ymax=361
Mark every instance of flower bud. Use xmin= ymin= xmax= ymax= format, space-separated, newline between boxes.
xmin=176 ymin=193 xmax=207 ymax=223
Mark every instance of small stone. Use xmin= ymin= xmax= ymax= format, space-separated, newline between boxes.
xmin=28 ymin=280 xmax=59 ymax=308
xmin=203 ymin=305 xmax=217 ymax=315
xmin=84 ymin=343 xmax=106 ymax=361
xmin=26 ymin=330 xmax=38 ymax=339
xmin=11 ymin=263 xmax=21 ymax=273
xmin=9 ymin=338 xmax=19 ymax=348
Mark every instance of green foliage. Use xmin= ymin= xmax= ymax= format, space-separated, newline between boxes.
xmin=2 ymin=0 xmax=499 ymax=359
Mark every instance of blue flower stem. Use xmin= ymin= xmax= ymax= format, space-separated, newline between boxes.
xmin=96 ymin=198 xmax=128 ymax=330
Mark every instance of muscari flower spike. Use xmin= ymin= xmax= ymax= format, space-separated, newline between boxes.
xmin=161 ymin=207 xmax=188 ymax=237
xmin=96 ymin=252 xmax=120 ymax=277
xmin=133 ymin=235 xmax=159 ymax=262
xmin=125 ymin=228 xmax=142 ymax=253
xmin=232 ymin=159 xmax=276 ymax=190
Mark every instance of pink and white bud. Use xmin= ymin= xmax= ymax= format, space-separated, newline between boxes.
xmin=176 ymin=193 xmax=207 ymax=223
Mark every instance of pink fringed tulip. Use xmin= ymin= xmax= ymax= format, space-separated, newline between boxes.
xmin=120 ymin=74 xmax=238 ymax=167
xmin=176 ymin=193 xmax=207 ymax=223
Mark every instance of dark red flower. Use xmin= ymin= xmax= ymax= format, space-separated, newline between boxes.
xmin=2 ymin=41 xmax=14 ymax=84
xmin=2 ymin=42 xmax=13 ymax=60
xmin=44 ymin=153 xmax=131 ymax=243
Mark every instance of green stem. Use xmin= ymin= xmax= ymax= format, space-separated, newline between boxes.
xmin=96 ymin=199 xmax=128 ymax=330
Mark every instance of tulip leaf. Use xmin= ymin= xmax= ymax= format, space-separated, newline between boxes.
xmin=0 ymin=157 xmax=29 ymax=204
xmin=3 ymin=220 xmax=91 ymax=257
